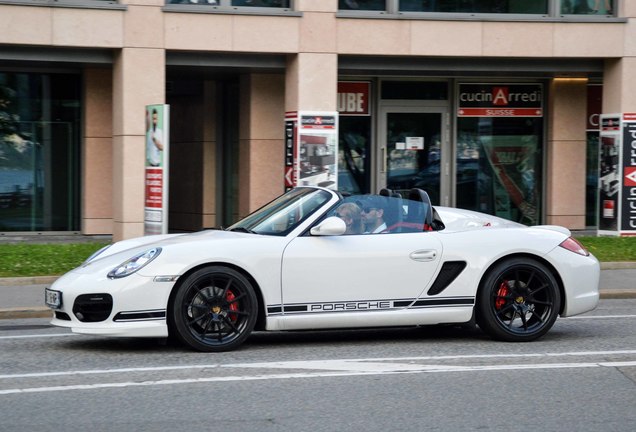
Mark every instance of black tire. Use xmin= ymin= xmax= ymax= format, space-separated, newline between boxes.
xmin=476 ymin=258 xmax=561 ymax=342
xmin=171 ymin=266 xmax=258 ymax=352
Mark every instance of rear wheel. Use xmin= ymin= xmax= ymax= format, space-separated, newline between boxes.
xmin=171 ymin=266 xmax=257 ymax=352
xmin=476 ymin=258 xmax=561 ymax=342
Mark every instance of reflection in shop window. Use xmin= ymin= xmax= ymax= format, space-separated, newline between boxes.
xmin=339 ymin=117 xmax=371 ymax=195
xmin=0 ymin=73 xmax=80 ymax=232
xmin=561 ymin=0 xmax=614 ymax=15
xmin=166 ymin=0 xmax=289 ymax=6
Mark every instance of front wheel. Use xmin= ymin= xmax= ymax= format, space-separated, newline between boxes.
xmin=171 ymin=266 xmax=258 ymax=352
xmin=476 ymin=258 xmax=561 ymax=342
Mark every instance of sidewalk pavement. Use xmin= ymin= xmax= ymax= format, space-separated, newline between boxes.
xmin=0 ymin=263 xmax=635 ymax=320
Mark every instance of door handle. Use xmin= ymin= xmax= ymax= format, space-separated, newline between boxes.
xmin=409 ymin=250 xmax=437 ymax=262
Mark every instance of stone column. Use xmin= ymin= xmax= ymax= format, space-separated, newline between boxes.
xmin=111 ymin=0 xmax=165 ymax=240
xmin=83 ymin=68 xmax=113 ymax=235
xmin=238 ymin=74 xmax=286 ymax=218
xmin=545 ymin=79 xmax=588 ymax=229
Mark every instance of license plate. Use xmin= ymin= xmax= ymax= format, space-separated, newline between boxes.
xmin=45 ymin=289 xmax=62 ymax=309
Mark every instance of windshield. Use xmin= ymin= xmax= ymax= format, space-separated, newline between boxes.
xmin=228 ymin=188 xmax=332 ymax=236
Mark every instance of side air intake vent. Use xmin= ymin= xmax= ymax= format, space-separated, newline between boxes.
xmin=427 ymin=261 xmax=467 ymax=296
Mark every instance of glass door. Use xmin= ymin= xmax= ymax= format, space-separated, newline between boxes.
xmin=378 ymin=107 xmax=449 ymax=205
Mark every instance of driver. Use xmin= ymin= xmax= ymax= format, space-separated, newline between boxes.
xmin=361 ymin=196 xmax=388 ymax=234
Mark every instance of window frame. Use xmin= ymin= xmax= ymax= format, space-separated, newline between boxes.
xmin=163 ymin=0 xmax=300 ymax=16
xmin=336 ymin=0 xmax=623 ymax=22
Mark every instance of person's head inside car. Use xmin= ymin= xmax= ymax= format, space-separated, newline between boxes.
xmin=361 ymin=196 xmax=387 ymax=234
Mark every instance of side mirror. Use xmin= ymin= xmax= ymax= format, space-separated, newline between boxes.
xmin=310 ymin=216 xmax=347 ymax=236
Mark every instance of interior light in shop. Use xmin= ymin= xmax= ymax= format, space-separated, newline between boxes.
xmin=553 ymin=77 xmax=589 ymax=83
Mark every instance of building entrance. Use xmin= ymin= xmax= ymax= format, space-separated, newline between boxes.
xmin=377 ymin=106 xmax=450 ymax=206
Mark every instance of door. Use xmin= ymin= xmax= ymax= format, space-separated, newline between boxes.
xmin=281 ymin=232 xmax=442 ymax=310
xmin=378 ymin=107 xmax=450 ymax=206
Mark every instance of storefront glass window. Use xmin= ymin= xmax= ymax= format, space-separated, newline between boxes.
xmin=456 ymin=117 xmax=543 ymax=225
xmin=338 ymin=116 xmax=371 ymax=194
xmin=586 ymin=84 xmax=602 ymax=228
xmin=561 ymin=0 xmax=614 ymax=15
xmin=400 ymin=0 xmax=548 ymax=14
xmin=586 ymin=131 xmax=599 ymax=227
xmin=0 ymin=72 xmax=80 ymax=232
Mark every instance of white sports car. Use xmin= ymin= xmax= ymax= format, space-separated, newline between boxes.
xmin=45 ymin=187 xmax=600 ymax=351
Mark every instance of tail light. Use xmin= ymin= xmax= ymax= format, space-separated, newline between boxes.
xmin=559 ymin=237 xmax=589 ymax=256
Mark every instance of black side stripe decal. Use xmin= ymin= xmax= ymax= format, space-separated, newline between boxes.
xmin=267 ymin=297 xmax=474 ymax=315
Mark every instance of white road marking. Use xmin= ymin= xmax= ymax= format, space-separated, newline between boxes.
xmin=3 ymin=350 xmax=636 ymax=381
xmin=1 ymin=360 xmax=636 ymax=395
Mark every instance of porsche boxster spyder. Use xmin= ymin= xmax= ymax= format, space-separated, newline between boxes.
xmin=45 ymin=187 xmax=600 ymax=351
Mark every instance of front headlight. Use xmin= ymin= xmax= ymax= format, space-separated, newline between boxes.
xmin=107 ymin=247 xmax=162 ymax=279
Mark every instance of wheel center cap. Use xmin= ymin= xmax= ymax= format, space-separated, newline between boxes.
xmin=211 ymin=305 xmax=221 ymax=314
xmin=515 ymin=296 xmax=524 ymax=304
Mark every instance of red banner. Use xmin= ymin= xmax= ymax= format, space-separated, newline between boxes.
xmin=145 ymin=168 xmax=163 ymax=209
xmin=338 ymin=81 xmax=370 ymax=116
xmin=457 ymin=108 xmax=543 ymax=117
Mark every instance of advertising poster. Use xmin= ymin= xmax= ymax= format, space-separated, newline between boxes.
xmin=284 ymin=111 xmax=339 ymax=190
xmin=144 ymin=104 xmax=170 ymax=235
xmin=284 ymin=112 xmax=297 ymax=192
xmin=480 ymin=136 xmax=539 ymax=225
xmin=621 ymin=113 xmax=636 ymax=235
xmin=598 ymin=114 xmax=621 ymax=234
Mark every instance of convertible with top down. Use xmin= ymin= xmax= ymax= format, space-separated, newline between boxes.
xmin=45 ymin=186 xmax=600 ymax=351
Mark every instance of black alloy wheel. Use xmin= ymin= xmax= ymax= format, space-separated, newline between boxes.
xmin=476 ymin=258 xmax=561 ymax=342
xmin=172 ymin=266 xmax=258 ymax=352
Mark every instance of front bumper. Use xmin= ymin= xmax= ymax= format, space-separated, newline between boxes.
xmin=47 ymin=270 xmax=176 ymax=338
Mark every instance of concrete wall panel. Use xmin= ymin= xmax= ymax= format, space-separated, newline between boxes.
xmin=410 ymin=21 xmax=482 ymax=56
xmin=233 ymin=15 xmax=300 ymax=53
xmin=52 ymin=9 xmax=124 ymax=47
xmin=554 ymin=23 xmax=624 ymax=57
xmin=164 ymin=13 xmax=233 ymax=51
xmin=0 ymin=6 xmax=52 ymax=45
xmin=337 ymin=19 xmax=410 ymax=55
xmin=482 ymin=22 xmax=553 ymax=57
xmin=300 ymin=12 xmax=337 ymax=53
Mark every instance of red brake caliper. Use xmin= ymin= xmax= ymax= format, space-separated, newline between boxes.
xmin=495 ymin=282 xmax=509 ymax=310
xmin=226 ymin=290 xmax=239 ymax=322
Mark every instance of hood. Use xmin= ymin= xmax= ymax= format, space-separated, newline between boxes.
xmin=81 ymin=229 xmax=255 ymax=267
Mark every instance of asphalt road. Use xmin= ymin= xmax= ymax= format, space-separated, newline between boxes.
xmin=1 ymin=299 xmax=635 ymax=432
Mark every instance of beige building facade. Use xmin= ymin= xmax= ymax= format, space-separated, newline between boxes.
xmin=0 ymin=0 xmax=634 ymax=240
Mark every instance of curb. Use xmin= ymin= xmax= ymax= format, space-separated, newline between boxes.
xmin=600 ymin=262 xmax=636 ymax=270
xmin=0 ymin=307 xmax=52 ymax=320
xmin=0 ymin=276 xmax=58 ymax=286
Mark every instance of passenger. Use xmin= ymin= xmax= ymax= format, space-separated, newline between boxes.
xmin=336 ymin=202 xmax=363 ymax=235
xmin=361 ymin=196 xmax=388 ymax=233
